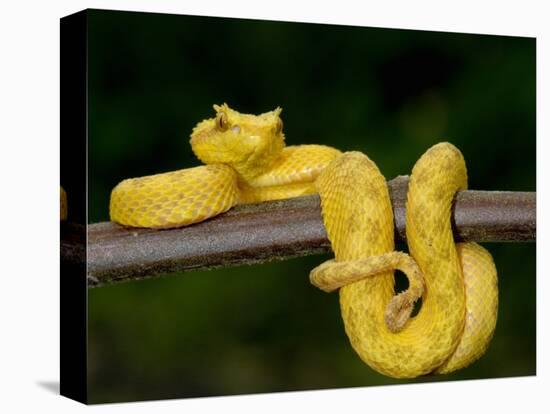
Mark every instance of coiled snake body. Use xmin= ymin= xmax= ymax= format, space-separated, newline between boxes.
xmin=110 ymin=104 xmax=498 ymax=378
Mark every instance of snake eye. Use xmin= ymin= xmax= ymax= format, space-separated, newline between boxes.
xmin=216 ymin=111 xmax=229 ymax=131
xmin=275 ymin=118 xmax=283 ymax=134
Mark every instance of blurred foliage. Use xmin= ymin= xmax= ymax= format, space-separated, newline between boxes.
xmin=86 ymin=9 xmax=535 ymax=404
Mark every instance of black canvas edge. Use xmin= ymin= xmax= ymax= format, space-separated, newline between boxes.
xmin=60 ymin=9 xmax=88 ymax=404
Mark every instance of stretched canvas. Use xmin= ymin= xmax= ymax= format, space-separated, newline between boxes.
xmin=60 ymin=8 xmax=536 ymax=404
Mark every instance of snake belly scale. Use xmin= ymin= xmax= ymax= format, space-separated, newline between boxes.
xmin=109 ymin=104 xmax=498 ymax=378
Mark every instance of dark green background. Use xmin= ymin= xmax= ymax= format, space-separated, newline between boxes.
xmin=87 ymin=9 xmax=536 ymax=404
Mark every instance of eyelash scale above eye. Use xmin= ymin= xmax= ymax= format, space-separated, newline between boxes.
xmin=217 ymin=112 xmax=229 ymax=130
xmin=277 ymin=118 xmax=283 ymax=134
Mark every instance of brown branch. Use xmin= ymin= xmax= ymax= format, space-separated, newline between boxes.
xmin=64 ymin=176 xmax=535 ymax=287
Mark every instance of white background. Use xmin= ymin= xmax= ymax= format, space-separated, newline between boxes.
xmin=0 ymin=0 xmax=547 ymax=412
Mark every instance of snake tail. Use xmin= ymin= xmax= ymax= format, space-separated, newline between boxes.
xmin=312 ymin=143 xmax=498 ymax=378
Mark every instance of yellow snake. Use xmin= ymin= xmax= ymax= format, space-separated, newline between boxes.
xmin=109 ymin=104 xmax=498 ymax=378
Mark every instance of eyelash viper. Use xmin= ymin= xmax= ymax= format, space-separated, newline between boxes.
xmin=108 ymin=104 xmax=498 ymax=378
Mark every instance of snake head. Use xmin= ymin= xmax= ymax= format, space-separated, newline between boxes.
xmin=190 ymin=103 xmax=286 ymax=181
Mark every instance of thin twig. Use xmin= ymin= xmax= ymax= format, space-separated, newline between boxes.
xmin=62 ymin=176 xmax=535 ymax=287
